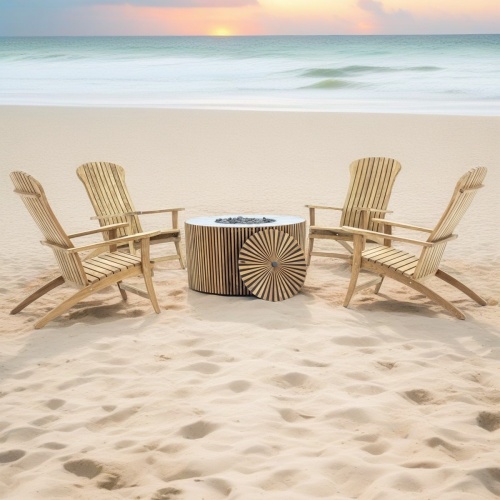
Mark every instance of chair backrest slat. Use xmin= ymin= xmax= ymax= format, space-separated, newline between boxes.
xmin=77 ymin=162 xmax=142 ymax=238
xmin=340 ymin=157 xmax=401 ymax=232
xmin=10 ymin=171 xmax=87 ymax=287
xmin=413 ymin=167 xmax=487 ymax=280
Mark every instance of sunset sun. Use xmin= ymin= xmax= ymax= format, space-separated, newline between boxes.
xmin=209 ymin=26 xmax=234 ymax=36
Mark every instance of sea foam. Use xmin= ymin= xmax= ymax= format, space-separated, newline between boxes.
xmin=0 ymin=35 xmax=499 ymax=115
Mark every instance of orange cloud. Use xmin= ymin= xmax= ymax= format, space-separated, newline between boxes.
xmin=93 ymin=4 xmax=261 ymax=35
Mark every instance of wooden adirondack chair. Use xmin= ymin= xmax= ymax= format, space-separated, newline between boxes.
xmin=306 ymin=157 xmax=401 ymax=264
xmin=342 ymin=167 xmax=487 ymax=319
xmin=76 ymin=162 xmax=185 ymax=268
xmin=10 ymin=171 xmax=161 ymax=329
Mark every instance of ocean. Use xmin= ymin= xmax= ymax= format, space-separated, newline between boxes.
xmin=1 ymin=35 xmax=499 ymax=115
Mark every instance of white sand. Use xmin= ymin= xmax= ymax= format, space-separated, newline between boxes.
xmin=1 ymin=106 xmax=499 ymax=499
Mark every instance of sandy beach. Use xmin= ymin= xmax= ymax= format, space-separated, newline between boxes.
xmin=1 ymin=106 xmax=499 ymax=499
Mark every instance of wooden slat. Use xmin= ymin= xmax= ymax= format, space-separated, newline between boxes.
xmin=339 ymin=157 xmax=402 ymax=231
xmin=307 ymin=157 xmax=401 ymax=263
xmin=413 ymin=167 xmax=487 ymax=279
xmin=78 ymin=162 xmax=138 ymax=237
xmin=82 ymin=251 xmax=143 ymax=283
xmin=10 ymin=171 xmax=88 ymax=287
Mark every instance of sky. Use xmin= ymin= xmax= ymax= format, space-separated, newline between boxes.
xmin=0 ymin=0 xmax=499 ymax=36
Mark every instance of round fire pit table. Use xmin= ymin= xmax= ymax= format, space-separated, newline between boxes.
xmin=185 ymin=215 xmax=306 ymax=299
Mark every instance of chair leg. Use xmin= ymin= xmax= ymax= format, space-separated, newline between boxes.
xmin=367 ymin=266 xmax=467 ymax=319
xmin=11 ymin=276 xmax=65 ymax=315
xmin=34 ymin=279 xmax=115 ymax=329
xmin=140 ymin=238 xmax=160 ymax=314
xmin=343 ymin=263 xmax=361 ymax=307
xmin=403 ymin=278 xmax=466 ymax=320
xmin=374 ymin=276 xmax=384 ymax=294
xmin=435 ymin=269 xmax=487 ymax=306
xmin=343 ymin=235 xmax=363 ymax=307
xmin=306 ymin=237 xmax=314 ymax=266
xmin=175 ymin=241 xmax=185 ymax=269
xmin=143 ymin=270 xmax=160 ymax=314
xmin=117 ymin=281 xmax=128 ymax=301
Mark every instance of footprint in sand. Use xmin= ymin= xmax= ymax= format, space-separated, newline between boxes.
xmin=404 ymin=389 xmax=434 ymax=405
xmin=277 ymin=408 xmax=314 ymax=423
xmin=1 ymin=426 xmax=46 ymax=443
xmin=64 ymin=458 xmax=103 ymax=479
xmin=228 ymin=380 xmax=251 ymax=393
xmin=151 ymin=487 xmax=182 ymax=500
xmin=0 ymin=449 xmax=26 ymax=463
xmin=476 ymin=411 xmax=500 ymax=432
xmin=63 ymin=458 xmax=126 ymax=490
xmin=179 ymin=420 xmax=219 ymax=440
xmin=470 ymin=468 xmax=500 ymax=496
xmin=362 ymin=440 xmax=390 ymax=456
xmin=46 ymin=398 xmax=65 ymax=410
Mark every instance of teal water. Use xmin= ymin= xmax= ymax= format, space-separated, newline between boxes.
xmin=1 ymin=35 xmax=499 ymax=114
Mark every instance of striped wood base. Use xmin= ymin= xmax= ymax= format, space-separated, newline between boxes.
xmin=239 ymin=229 xmax=307 ymax=301
xmin=185 ymin=218 xmax=306 ymax=296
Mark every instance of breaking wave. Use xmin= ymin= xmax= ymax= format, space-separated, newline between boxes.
xmin=300 ymin=79 xmax=359 ymax=90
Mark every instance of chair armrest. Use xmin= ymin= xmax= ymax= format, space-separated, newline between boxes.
xmin=132 ymin=208 xmax=184 ymax=230
xmin=91 ymin=208 xmax=184 ymax=230
xmin=67 ymin=223 xmax=130 ymax=238
xmin=67 ymin=230 xmax=161 ymax=254
xmin=343 ymin=226 xmax=458 ymax=247
xmin=341 ymin=226 xmax=434 ymax=247
xmin=352 ymin=207 xmax=392 ymax=229
xmin=132 ymin=208 xmax=185 ymax=215
xmin=305 ymin=205 xmax=343 ymax=211
xmin=306 ymin=205 xmax=343 ymax=226
xmin=91 ymin=208 xmax=185 ymax=220
xmin=371 ymin=218 xmax=433 ymax=233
